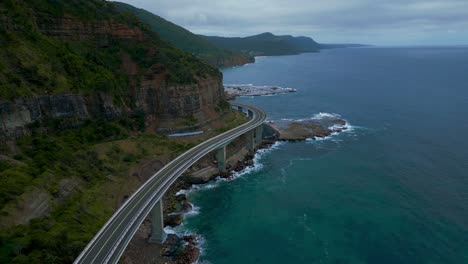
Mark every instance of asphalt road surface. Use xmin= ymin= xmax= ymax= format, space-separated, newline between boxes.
xmin=74 ymin=103 xmax=266 ymax=264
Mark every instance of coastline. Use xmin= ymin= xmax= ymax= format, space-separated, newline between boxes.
xmin=164 ymin=140 xmax=276 ymax=263
xmin=224 ymin=84 xmax=297 ymax=100
xmin=121 ymin=137 xmax=276 ymax=264
xmin=121 ymin=115 xmax=351 ymax=263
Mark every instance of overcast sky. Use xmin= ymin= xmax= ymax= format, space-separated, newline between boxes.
xmin=118 ymin=0 xmax=468 ymax=45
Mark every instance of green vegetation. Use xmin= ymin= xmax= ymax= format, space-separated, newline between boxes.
xmin=215 ymin=111 xmax=248 ymax=134
xmin=0 ymin=1 xmax=253 ymax=263
xmin=202 ymin=32 xmax=320 ymax=56
xmin=0 ymin=1 xmax=229 ymax=262
xmin=0 ymin=0 xmax=219 ymax=101
xmin=0 ymin=108 xmax=248 ymax=263
xmin=177 ymin=115 xmax=199 ymax=127
xmin=113 ymin=2 xmax=254 ymax=67
xmin=215 ymin=99 xmax=232 ymax=113
xmin=0 ymin=116 xmax=194 ymax=263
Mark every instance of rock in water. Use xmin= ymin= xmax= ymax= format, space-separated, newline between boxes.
xmin=270 ymin=116 xmax=348 ymax=141
xmin=164 ymin=214 xmax=183 ymax=227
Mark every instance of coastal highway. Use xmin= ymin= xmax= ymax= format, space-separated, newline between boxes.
xmin=74 ymin=102 xmax=266 ymax=264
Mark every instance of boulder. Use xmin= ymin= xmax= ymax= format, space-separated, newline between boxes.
xmin=165 ymin=214 xmax=183 ymax=227
xmin=181 ymin=166 xmax=219 ymax=184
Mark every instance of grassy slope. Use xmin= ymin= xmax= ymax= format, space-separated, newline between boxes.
xmin=0 ymin=117 xmax=193 ymax=263
xmin=0 ymin=0 xmax=219 ymax=101
xmin=0 ymin=108 xmax=247 ymax=263
xmin=112 ymin=2 xmax=253 ymax=67
xmin=0 ymin=0 xmax=235 ymax=263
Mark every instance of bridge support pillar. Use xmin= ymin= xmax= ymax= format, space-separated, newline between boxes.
xmin=149 ymin=200 xmax=166 ymax=244
xmin=215 ymin=145 xmax=227 ymax=172
xmin=246 ymin=129 xmax=255 ymax=152
xmin=255 ymin=125 xmax=263 ymax=146
xmin=237 ymin=106 xmax=244 ymax=114
xmin=248 ymin=110 xmax=253 ymax=118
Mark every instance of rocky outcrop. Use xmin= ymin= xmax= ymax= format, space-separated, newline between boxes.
xmin=0 ymin=4 xmax=225 ymax=140
xmin=34 ymin=12 xmax=224 ymax=122
xmin=147 ymin=77 xmax=223 ymax=121
xmin=270 ymin=118 xmax=348 ymax=141
xmin=164 ymin=214 xmax=183 ymax=227
xmin=35 ymin=14 xmax=145 ymax=42
xmin=181 ymin=166 xmax=219 ymax=184
xmin=224 ymin=84 xmax=296 ymax=99
xmin=0 ymin=94 xmax=88 ymax=138
xmin=0 ymin=74 xmax=224 ymax=138
xmin=174 ymin=236 xmax=200 ymax=264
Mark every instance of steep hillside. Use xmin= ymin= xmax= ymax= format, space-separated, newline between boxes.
xmin=113 ymin=1 xmax=254 ymax=67
xmin=0 ymin=1 xmax=240 ymax=263
xmin=202 ymin=32 xmax=320 ymax=56
xmin=0 ymin=0 xmax=228 ymax=140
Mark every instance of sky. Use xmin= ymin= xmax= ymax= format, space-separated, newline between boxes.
xmin=117 ymin=0 xmax=468 ymax=45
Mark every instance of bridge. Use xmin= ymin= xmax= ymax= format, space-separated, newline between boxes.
xmin=74 ymin=102 xmax=266 ymax=264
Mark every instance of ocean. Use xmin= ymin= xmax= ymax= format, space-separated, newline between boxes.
xmin=180 ymin=47 xmax=468 ymax=263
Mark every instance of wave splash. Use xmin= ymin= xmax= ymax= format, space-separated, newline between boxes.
xmin=277 ymin=112 xmax=359 ymax=142
xmin=172 ymin=141 xmax=285 ymax=257
xmin=306 ymin=112 xmax=361 ymax=142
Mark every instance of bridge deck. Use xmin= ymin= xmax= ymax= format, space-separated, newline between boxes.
xmin=74 ymin=103 xmax=266 ymax=264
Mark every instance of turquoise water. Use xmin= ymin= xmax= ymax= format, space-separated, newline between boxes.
xmin=184 ymin=47 xmax=468 ymax=263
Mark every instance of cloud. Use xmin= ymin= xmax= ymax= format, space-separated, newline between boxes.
xmin=117 ymin=0 xmax=468 ymax=45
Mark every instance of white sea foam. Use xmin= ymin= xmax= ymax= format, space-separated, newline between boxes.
xmin=336 ymin=121 xmax=357 ymax=133
xmin=311 ymin=112 xmax=341 ymax=120
xmin=164 ymin=224 xmax=207 ymax=259
xmin=172 ymin=141 xmax=285 ymax=258
xmin=280 ymin=118 xmax=296 ymax=121
xmin=185 ymin=203 xmax=200 ymax=217
xmin=176 ymin=182 xmax=218 ymax=196
xmin=281 ymin=112 xmax=342 ymax=123
xmin=304 ymin=120 xmax=360 ymax=144
xmin=164 ymin=226 xmax=178 ymax=235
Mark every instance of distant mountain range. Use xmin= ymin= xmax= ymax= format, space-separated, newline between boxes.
xmin=114 ymin=2 xmax=253 ymax=67
xmin=200 ymin=32 xmax=321 ymax=56
xmin=113 ymin=2 xmax=368 ymax=67
xmin=200 ymin=33 xmax=368 ymax=57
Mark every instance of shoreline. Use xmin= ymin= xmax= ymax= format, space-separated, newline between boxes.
xmin=121 ymin=132 xmax=277 ymax=263
xmin=160 ymin=140 xmax=276 ymax=263
xmin=122 ymin=117 xmax=350 ymax=263
xmin=224 ymin=84 xmax=297 ymax=100
xmin=144 ymin=119 xmax=349 ymax=263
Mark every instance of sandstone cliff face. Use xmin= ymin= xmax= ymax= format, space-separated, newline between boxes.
xmin=0 ymin=94 xmax=89 ymax=138
xmin=0 ymin=7 xmax=224 ymax=139
xmin=137 ymin=73 xmax=223 ymax=131
xmin=0 ymin=75 xmax=224 ymax=138
xmin=35 ymin=14 xmax=145 ymax=42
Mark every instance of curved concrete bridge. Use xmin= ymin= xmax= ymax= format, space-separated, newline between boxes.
xmin=74 ymin=103 xmax=266 ymax=264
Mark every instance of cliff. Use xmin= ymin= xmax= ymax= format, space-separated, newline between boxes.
xmin=0 ymin=1 xmax=242 ymax=263
xmin=0 ymin=0 xmax=225 ymax=140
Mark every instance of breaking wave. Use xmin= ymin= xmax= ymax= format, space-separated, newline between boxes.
xmin=311 ymin=112 xmax=342 ymax=119
xmin=172 ymin=141 xmax=285 ymax=258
